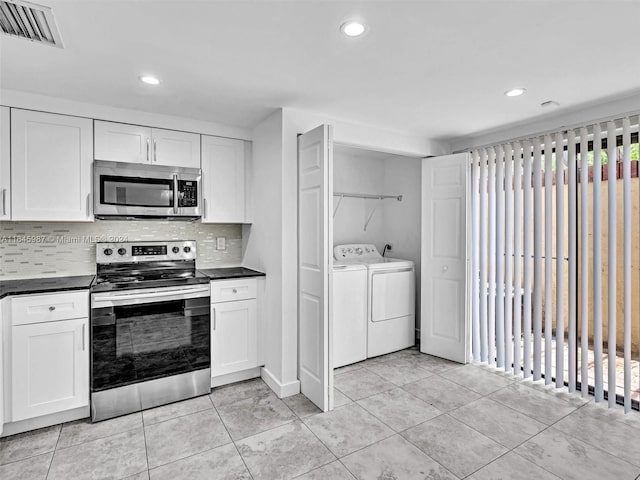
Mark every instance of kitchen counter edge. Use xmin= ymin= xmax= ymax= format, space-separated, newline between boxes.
xmin=0 ymin=275 xmax=96 ymax=300
xmin=199 ymin=267 xmax=266 ymax=280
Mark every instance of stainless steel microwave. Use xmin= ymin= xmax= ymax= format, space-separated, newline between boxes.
xmin=93 ymin=160 xmax=202 ymax=219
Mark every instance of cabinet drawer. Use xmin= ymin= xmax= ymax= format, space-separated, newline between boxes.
xmin=210 ymin=278 xmax=256 ymax=303
xmin=11 ymin=291 xmax=89 ymax=326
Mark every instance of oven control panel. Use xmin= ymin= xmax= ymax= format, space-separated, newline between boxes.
xmin=97 ymin=240 xmax=197 ymax=263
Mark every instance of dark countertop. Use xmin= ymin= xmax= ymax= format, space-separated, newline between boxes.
xmin=199 ymin=267 xmax=266 ymax=280
xmin=0 ymin=275 xmax=95 ymax=300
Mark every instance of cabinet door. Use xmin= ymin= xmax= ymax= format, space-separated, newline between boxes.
xmin=201 ymin=136 xmax=245 ymax=223
xmin=12 ymin=318 xmax=89 ymax=421
xmin=94 ymin=120 xmax=151 ymax=164
xmin=11 ymin=110 xmax=93 ymax=221
xmin=151 ymin=128 xmax=200 ymax=169
xmin=0 ymin=107 xmax=10 ymax=220
xmin=211 ymin=299 xmax=257 ymax=377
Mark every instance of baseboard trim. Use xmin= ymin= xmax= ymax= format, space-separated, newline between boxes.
xmin=260 ymin=367 xmax=300 ymax=398
xmin=2 ymin=406 xmax=90 ymax=437
xmin=211 ymin=367 xmax=261 ymax=388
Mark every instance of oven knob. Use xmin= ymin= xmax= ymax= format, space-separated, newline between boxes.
xmin=183 ymin=246 xmax=191 ymax=253
xmin=172 ymin=246 xmax=180 ymax=254
xmin=103 ymin=248 xmax=113 ymax=256
xmin=117 ymin=248 xmax=126 ymax=256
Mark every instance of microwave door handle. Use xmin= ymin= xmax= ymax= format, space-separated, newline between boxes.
xmin=173 ymin=174 xmax=179 ymax=214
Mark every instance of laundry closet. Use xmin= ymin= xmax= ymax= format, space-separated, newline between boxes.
xmin=331 ymin=145 xmax=422 ymax=367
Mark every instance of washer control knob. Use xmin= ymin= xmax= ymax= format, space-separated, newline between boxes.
xmin=117 ymin=248 xmax=126 ymax=256
xmin=172 ymin=246 xmax=180 ymax=254
xmin=183 ymin=246 xmax=191 ymax=253
xmin=103 ymin=248 xmax=113 ymax=256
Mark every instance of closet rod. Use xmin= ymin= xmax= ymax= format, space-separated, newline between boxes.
xmin=333 ymin=192 xmax=403 ymax=201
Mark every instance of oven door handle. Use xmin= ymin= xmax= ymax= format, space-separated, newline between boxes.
xmin=173 ymin=174 xmax=179 ymax=214
xmin=93 ymin=286 xmax=210 ymax=304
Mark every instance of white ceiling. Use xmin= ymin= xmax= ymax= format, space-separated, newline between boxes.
xmin=2 ymin=0 xmax=640 ymax=142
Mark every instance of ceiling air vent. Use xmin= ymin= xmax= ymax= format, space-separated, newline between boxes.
xmin=0 ymin=0 xmax=63 ymax=47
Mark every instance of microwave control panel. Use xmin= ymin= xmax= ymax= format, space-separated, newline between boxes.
xmin=178 ymin=180 xmax=198 ymax=207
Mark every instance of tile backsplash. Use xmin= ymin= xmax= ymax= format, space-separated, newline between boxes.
xmin=0 ymin=221 xmax=243 ymax=280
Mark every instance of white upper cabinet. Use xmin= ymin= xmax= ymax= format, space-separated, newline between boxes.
xmin=11 ymin=109 xmax=93 ymax=222
xmin=94 ymin=121 xmax=151 ymax=164
xmin=94 ymin=121 xmax=200 ymax=169
xmin=152 ymin=128 xmax=200 ymax=168
xmin=0 ymin=106 xmax=10 ymax=220
xmin=201 ymin=135 xmax=246 ymax=223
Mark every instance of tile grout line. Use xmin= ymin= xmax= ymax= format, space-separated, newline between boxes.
xmin=44 ymin=424 xmax=62 ymax=480
xmin=208 ymin=389 xmax=255 ymax=480
xmin=140 ymin=416 xmax=151 ymax=480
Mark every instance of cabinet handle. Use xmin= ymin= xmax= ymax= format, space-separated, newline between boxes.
xmin=232 ymin=288 xmax=237 ymax=294
xmin=82 ymin=323 xmax=85 ymax=351
xmin=153 ymin=139 xmax=157 ymax=163
xmin=213 ymin=307 xmax=216 ymax=330
xmin=203 ymin=198 xmax=207 ymax=219
xmin=1 ymin=188 xmax=6 ymax=216
xmin=86 ymin=193 xmax=92 ymax=218
xmin=146 ymin=138 xmax=150 ymax=162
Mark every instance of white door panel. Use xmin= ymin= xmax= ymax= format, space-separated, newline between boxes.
xmin=12 ymin=318 xmax=89 ymax=421
xmin=94 ymin=121 xmax=151 ymax=164
xmin=421 ymin=153 xmax=470 ymax=363
xmin=12 ymin=110 xmax=93 ymax=221
xmin=298 ymin=125 xmax=333 ymax=412
xmin=152 ymin=128 xmax=200 ymax=169
xmin=0 ymin=106 xmax=10 ymax=220
xmin=211 ymin=300 xmax=258 ymax=377
xmin=201 ymin=136 xmax=245 ymax=222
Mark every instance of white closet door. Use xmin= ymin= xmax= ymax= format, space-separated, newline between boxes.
xmin=298 ymin=124 xmax=333 ymax=412
xmin=421 ymin=153 xmax=470 ymax=363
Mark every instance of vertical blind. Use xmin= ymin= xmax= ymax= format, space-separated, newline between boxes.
xmin=470 ymin=117 xmax=639 ymax=412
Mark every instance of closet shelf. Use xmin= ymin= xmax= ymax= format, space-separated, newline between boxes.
xmin=332 ymin=192 xmax=403 ymax=231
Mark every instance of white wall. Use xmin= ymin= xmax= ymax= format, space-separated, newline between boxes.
xmin=333 ymin=152 xmax=385 ymax=247
xmin=450 ymin=91 xmax=640 ymax=152
xmin=241 ymin=109 xmax=299 ymax=395
xmin=381 ymin=156 xmax=423 ymax=336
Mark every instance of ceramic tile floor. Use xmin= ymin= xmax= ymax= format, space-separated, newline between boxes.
xmin=2 ymin=347 xmax=640 ymax=479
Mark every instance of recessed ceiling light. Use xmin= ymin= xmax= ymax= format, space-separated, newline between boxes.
xmin=340 ymin=20 xmax=366 ymax=37
xmin=139 ymin=75 xmax=161 ymax=85
xmin=504 ymin=87 xmax=526 ymax=97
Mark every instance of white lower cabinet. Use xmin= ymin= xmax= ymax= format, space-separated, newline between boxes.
xmin=12 ymin=317 xmax=89 ymax=421
xmin=7 ymin=292 xmax=89 ymax=423
xmin=210 ymin=278 xmax=259 ymax=378
xmin=211 ymin=299 xmax=257 ymax=377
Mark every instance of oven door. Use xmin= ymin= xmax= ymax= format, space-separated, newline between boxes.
xmin=90 ymin=285 xmax=210 ymax=394
xmin=93 ymin=160 xmax=201 ymax=218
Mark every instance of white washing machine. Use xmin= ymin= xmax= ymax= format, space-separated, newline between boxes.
xmin=332 ymin=262 xmax=367 ymax=367
xmin=334 ymin=244 xmax=415 ymax=358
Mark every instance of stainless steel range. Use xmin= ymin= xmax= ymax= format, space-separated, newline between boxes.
xmin=90 ymin=240 xmax=210 ymax=422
